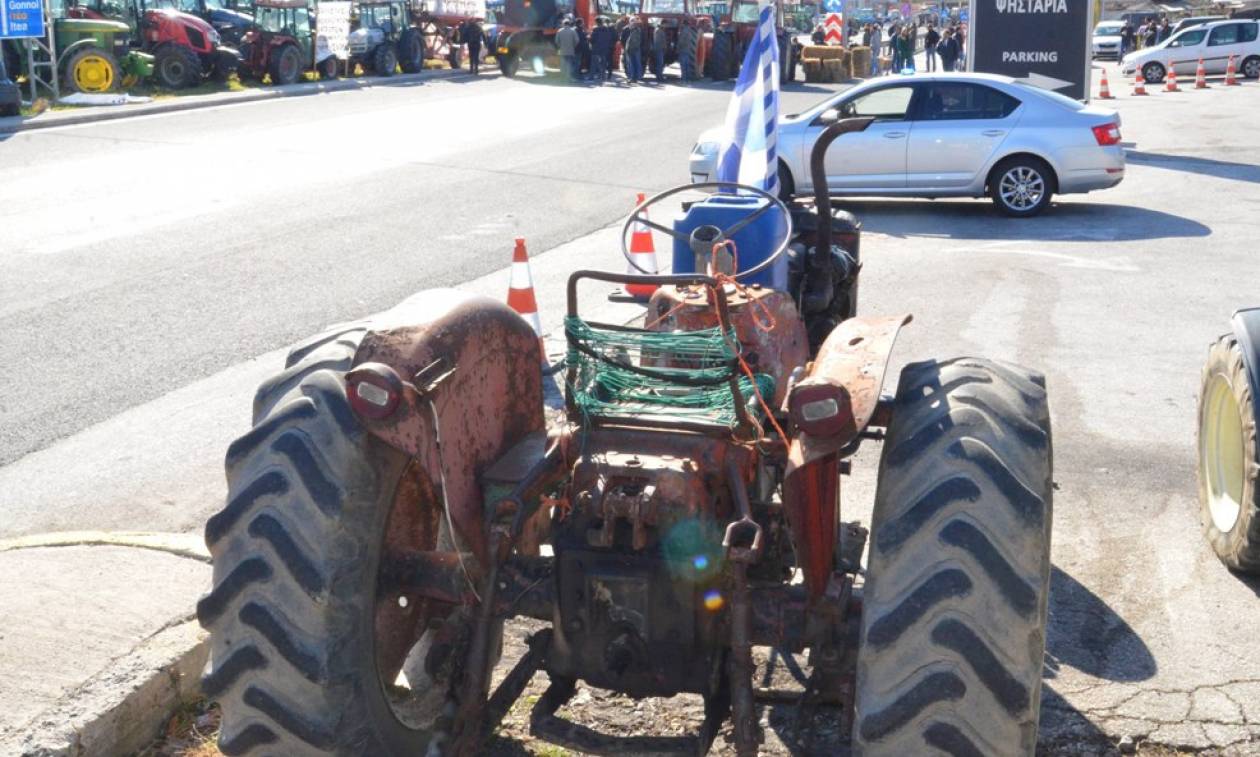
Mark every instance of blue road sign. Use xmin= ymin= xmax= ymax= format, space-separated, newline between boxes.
xmin=0 ymin=0 xmax=44 ymax=38
xmin=821 ymin=0 xmax=844 ymax=13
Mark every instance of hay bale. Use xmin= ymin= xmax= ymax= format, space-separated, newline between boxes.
xmin=850 ymin=46 xmax=872 ymax=78
xmin=803 ymin=58 xmax=828 ymax=83
xmin=822 ymin=58 xmax=845 ymax=82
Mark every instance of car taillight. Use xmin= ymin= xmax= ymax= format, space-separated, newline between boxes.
xmin=1092 ymin=123 xmax=1122 ymax=146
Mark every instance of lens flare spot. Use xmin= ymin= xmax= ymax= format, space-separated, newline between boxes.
xmin=692 ymin=555 xmax=709 ymax=571
xmin=703 ymin=589 xmax=724 ymax=611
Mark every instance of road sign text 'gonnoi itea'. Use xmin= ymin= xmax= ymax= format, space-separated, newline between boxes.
xmin=968 ymin=0 xmax=1093 ymax=100
xmin=1 ymin=0 xmax=45 ymax=38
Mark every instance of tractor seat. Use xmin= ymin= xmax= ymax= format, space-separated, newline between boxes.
xmin=564 ymin=316 xmax=774 ymax=432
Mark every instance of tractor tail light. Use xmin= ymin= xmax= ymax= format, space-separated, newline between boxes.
xmin=1092 ymin=123 xmax=1122 ymax=146
xmin=788 ymin=382 xmax=853 ymax=438
xmin=346 ymin=362 xmax=404 ymax=420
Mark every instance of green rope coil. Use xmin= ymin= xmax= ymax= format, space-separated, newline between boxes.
xmin=564 ymin=316 xmax=775 ymax=427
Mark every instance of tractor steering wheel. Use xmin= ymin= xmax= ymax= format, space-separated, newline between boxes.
xmin=620 ymin=182 xmax=793 ymax=283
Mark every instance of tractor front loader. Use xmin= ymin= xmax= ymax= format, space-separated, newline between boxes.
xmin=199 ymin=118 xmax=1055 ymax=756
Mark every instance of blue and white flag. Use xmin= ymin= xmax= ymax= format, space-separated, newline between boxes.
xmin=714 ymin=0 xmax=780 ymax=196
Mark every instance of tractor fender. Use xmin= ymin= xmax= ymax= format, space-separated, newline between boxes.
xmin=782 ymin=313 xmax=910 ymax=600
xmin=57 ymin=39 xmax=106 ymax=70
xmin=1231 ymin=306 xmax=1260 ymax=429
xmin=347 ymin=289 xmax=545 ymax=566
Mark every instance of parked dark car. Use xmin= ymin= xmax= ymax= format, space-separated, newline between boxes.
xmin=0 ymin=50 xmax=20 ymax=118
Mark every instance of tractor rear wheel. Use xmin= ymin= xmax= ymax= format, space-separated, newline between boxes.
xmin=65 ymin=47 xmax=121 ymax=93
xmin=854 ymin=357 xmax=1053 ymax=756
xmin=1198 ymin=334 xmax=1260 ymax=573
xmin=374 ymin=44 xmax=398 ymax=77
xmin=199 ymin=324 xmax=481 ymax=756
xmin=399 ymin=29 xmax=424 ymax=73
xmin=707 ymin=31 xmax=733 ymax=80
xmin=499 ymin=52 xmax=518 ymax=77
xmin=155 ymin=44 xmax=201 ymax=89
xmin=268 ymin=43 xmax=302 ymax=85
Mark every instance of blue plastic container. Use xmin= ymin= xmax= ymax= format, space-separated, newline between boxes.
xmin=671 ymin=195 xmax=789 ymax=292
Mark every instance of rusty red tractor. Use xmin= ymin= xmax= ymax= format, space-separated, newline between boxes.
xmin=198 ymin=118 xmax=1055 ymax=755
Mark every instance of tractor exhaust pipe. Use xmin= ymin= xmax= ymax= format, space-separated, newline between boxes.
xmin=809 ymin=116 xmax=875 ymax=255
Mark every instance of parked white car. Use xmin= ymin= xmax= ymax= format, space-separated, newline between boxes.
xmin=1120 ymin=19 xmax=1260 ymax=82
xmin=689 ymin=72 xmax=1125 ymax=217
xmin=1093 ymin=21 xmax=1125 ymax=59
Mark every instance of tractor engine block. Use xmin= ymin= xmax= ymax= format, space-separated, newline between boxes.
xmin=546 ymin=431 xmax=740 ymax=698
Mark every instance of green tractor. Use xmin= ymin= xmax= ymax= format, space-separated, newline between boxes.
xmin=54 ymin=16 xmax=154 ymax=91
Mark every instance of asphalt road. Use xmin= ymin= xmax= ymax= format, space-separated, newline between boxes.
xmin=3 ymin=63 xmax=1260 ymax=754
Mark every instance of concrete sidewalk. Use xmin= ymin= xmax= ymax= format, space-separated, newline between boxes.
xmin=0 ymin=66 xmax=475 ymax=135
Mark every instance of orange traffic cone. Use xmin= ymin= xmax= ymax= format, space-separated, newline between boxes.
xmin=1195 ymin=57 xmax=1209 ymax=88
xmin=625 ymin=193 xmax=659 ymax=300
xmin=1166 ymin=62 xmax=1179 ymax=92
xmin=1097 ymin=68 xmax=1114 ymax=99
xmin=1225 ymin=54 xmax=1240 ymax=86
xmin=1133 ymin=69 xmax=1148 ymax=95
xmin=507 ymin=238 xmax=546 ymax=359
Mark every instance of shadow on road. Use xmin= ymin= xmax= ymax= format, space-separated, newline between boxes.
xmin=1045 ymin=565 xmax=1156 ymax=683
xmin=1228 ymin=568 xmax=1260 ymax=597
xmin=1126 ymin=149 xmax=1260 ymax=186
xmin=836 ymin=198 xmax=1211 ymax=242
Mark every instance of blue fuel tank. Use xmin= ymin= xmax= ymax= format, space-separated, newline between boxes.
xmin=671 ymin=195 xmax=789 ymax=291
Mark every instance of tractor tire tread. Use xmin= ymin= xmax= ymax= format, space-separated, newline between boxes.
xmin=855 ymin=357 xmax=1052 ymax=757
xmin=1197 ymin=334 xmax=1260 ymax=572
xmin=199 ymin=323 xmax=417 ymax=756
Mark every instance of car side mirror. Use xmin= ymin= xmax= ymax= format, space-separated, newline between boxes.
xmin=818 ymin=107 xmax=839 ymax=124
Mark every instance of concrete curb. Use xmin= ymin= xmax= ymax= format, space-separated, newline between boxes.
xmin=0 ymin=619 xmax=209 ymax=757
xmin=0 ymin=67 xmax=471 ymax=134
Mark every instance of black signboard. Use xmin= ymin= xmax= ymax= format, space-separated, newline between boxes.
xmin=967 ymin=0 xmax=1093 ymax=101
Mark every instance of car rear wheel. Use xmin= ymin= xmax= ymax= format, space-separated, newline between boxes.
xmin=990 ymin=157 xmax=1054 ymax=218
xmin=1242 ymin=56 xmax=1260 ymax=79
xmin=1142 ymin=61 xmax=1166 ymax=83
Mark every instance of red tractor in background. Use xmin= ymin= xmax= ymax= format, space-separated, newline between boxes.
xmin=237 ymin=0 xmax=337 ymax=85
xmin=635 ymin=0 xmax=708 ymax=79
xmin=492 ymin=0 xmax=616 ymax=77
xmin=705 ymin=0 xmax=796 ymax=82
xmin=69 ymin=0 xmax=240 ymax=87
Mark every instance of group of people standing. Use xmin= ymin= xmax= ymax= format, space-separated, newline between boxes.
xmin=554 ymin=15 xmax=702 ymax=85
xmin=1119 ymin=18 xmax=1173 ymax=57
xmin=845 ymin=19 xmax=966 ymax=77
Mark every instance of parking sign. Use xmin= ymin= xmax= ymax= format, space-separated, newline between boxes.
xmin=0 ymin=0 xmax=44 ymax=38
xmin=967 ymin=0 xmax=1093 ymax=100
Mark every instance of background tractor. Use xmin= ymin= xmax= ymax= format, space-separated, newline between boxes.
xmin=152 ymin=0 xmax=254 ymax=45
xmin=705 ymin=0 xmax=796 ymax=82
xmin=5 ymin=0 xmax=155 ymax=94
xmin=69 ymin=0 xmax=240 ymax=87
xmin=238 ymin=0 xmax=337 ymax=84
xmin=1198 ymin=308 xmax=1260 ymax=574
xmin=635 ymin=0 xmax=706 ymax=79
xmin=198 ymin=117 xmax=1054 ymax=756
xmin=348 ymin=0 xmax=424 ymax=76
xmin=492 ymin=0 xmax=616 ymax=77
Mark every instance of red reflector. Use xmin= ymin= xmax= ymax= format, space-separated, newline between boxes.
xmin=346 ymin=363 xmax=405 ymax=421
xmin=1106 ymin=168 xmax=1124 ymax=174
xmin=1092 ymin=123 xmax=1122 ymax=146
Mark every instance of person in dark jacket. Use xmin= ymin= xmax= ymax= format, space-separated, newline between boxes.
xmin=461 ymin=18 xmax=484 ymax=74
xmin=937 ymin=28 xmax=958 ymax=71
xmin=812 ymin=24 xmax=826 ymax=45
xmin=575 ymin=16 xmax=590 ymax=76
xmin=924 ymin=23 xmax=939 ymax=71
xmin=590 ymin=17 xmax=615 ymax=82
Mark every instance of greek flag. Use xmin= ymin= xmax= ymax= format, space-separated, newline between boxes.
xmin=714 ymin=0 xmax=780 ymax=196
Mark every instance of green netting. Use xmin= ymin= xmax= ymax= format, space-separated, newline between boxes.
xmin=564 ymin=315 xmax=775 ymax=428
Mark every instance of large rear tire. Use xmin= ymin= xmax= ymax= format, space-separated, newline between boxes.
xmin=268 ymin=43 xmax=302 ymax=86
xmin=154 ymin=44 xmax=201 ymax=89
xmin=707 ymin=31 xmax=733 ymax=80
xmin=199 ymin=325 xmax=474 ymax=755
xmin=399 ymin=29 xmax=424 ymax=73
xmin=1198 ymin=334 xmax=1260 ymax=573
xmin=854 ymin=357 xmax=1053 ymax=756
xmin=65 ymin=47 xmax=122 ymax=93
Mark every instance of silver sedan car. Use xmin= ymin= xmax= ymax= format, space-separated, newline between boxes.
xmin=689 ymin=72 xmax=1126 ymax=217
